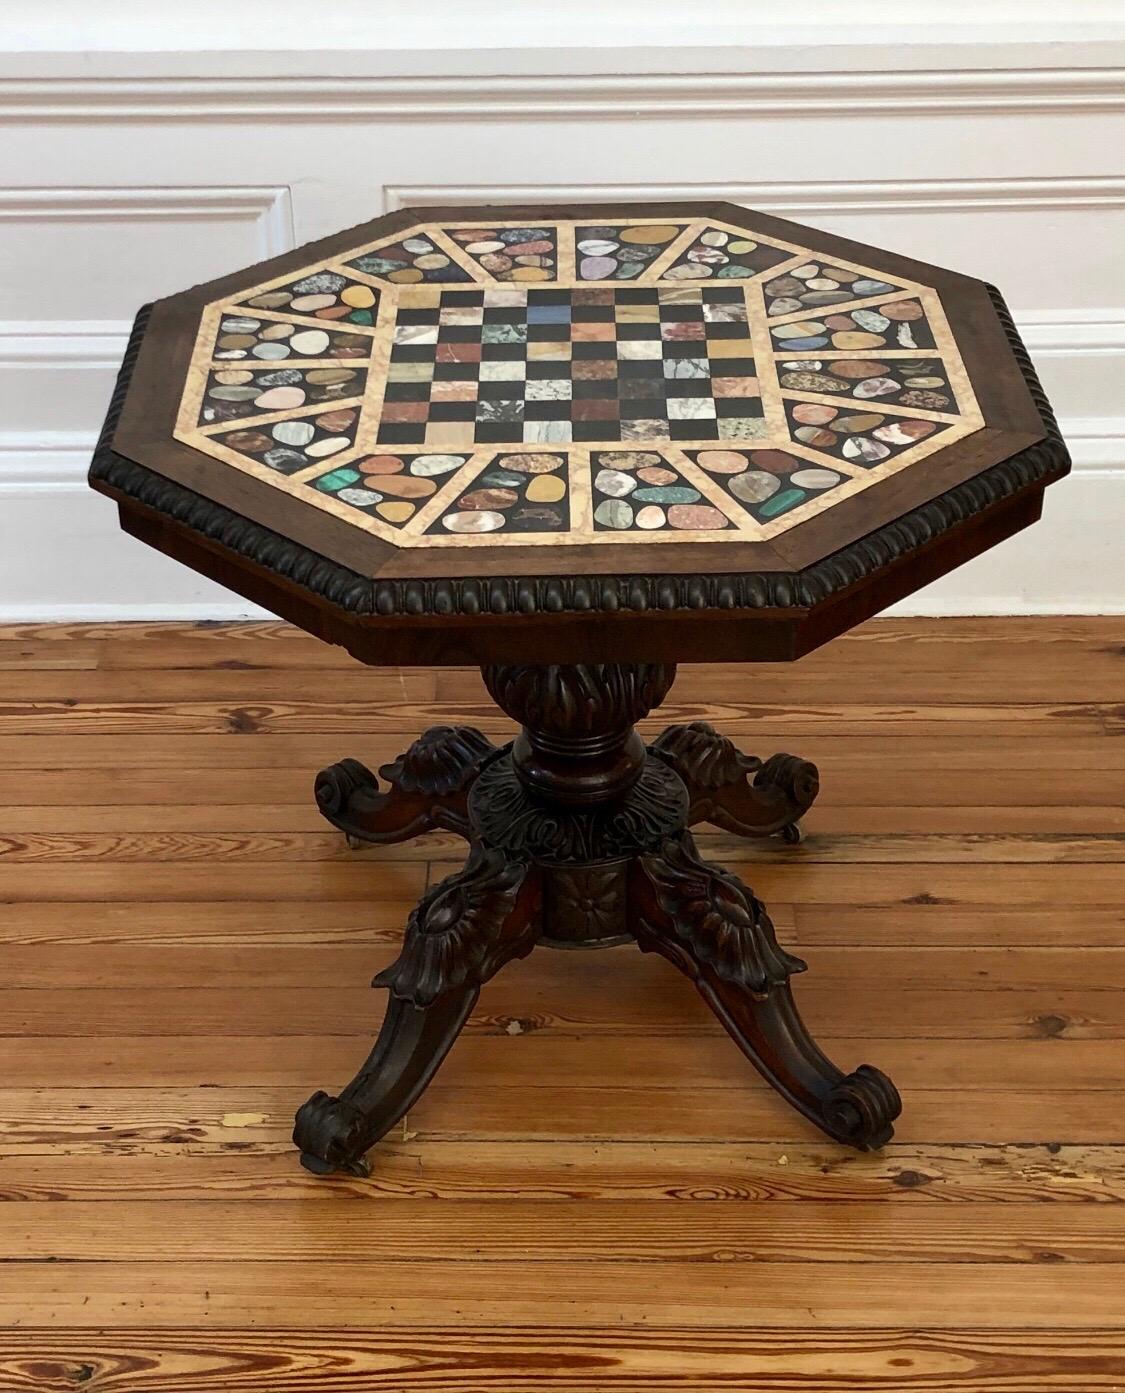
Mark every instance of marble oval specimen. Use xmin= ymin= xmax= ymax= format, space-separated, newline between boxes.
xmin=526 ymin=474 xmax=567 ymax=503
xmin=336 ymin=486 xmax=381 ymax=507
xmin=759 ymin=488 xmax=807 ymax=517
xmin=253 ymin=386 xmax=306 ymax=410
xmin=288 ymin=330 xmax=331 ymax=356
xmin=729 ymin=471 xmax=781 ymax=503
xmin=580 ymin=256 xmax=617 ymax=280
xmin=305 ymin=436 xmax=350 ymax=458
xmin=842 ymin=436 xmax=891 ymax=463
xmin=410 ymin=454 xmax=467 ymax=476
xmin=750 ymin=451 xmax=802 ymax=474
xmin=291 ymin=293 xmax=336 ymax=313
xmin=306 ymin=368 xmax=356 ymax=385
xmin=790 ymin=468 xmax=842 ymax=489
xmin=833 ymin=413 xmax=885 ymax=434
xmin=263 ymin=448 xmax=307 ymax=470
xmin=442 ymin=510 xmax=505 ymax=533
xmin=695 ymin=450 xmax=750 ymax=475
xmin=209 ymin=386 xmax=259 ymax=402
xmin=874 ymin=420 xmax=936 ymax=445
xmin=899 ymin=388 xmax=950 ymax=409
xmin=667 ymin=504 xmax=727 ymax=529
xmin=794 ymin=426 xmax=838 ymax=448
xmin=599 ymin=452 xmax=663 ymax=470
xmin=780 ymin=371 xmax=850 ymax=394
xmin=272 ymin=421 xmax=316 ymax=447
xmin=852 ymin=377 xmax=900 ymax=399
xmin=341 ymin=285 xmax=377 ymax=308
xmin=594 ymin=499 xmax=634 ymax=529
xmin=378 ymin=501 xmax=416 ymax=523
xmin=595 ymin=469 xmax=637 ymax=498
xmin=792 ymin=403 xmax=839 ymax=426
xmin=459 ymin=488 xmax=519 ymax=511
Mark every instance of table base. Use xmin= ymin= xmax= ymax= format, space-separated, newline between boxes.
xmin=292 ymin=663 xmax=901 ymax=1176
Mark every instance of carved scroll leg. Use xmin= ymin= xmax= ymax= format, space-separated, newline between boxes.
xmin=294 ymin=991 xmax=478 ymax=1176
xmin=652 ymin=722 xmax=819 ymax=843
xmin=293 ymin=846 xmax=541 ymax=1176
xmin=631 ymin=833 xmax=900 ymax=1151
xmin=315 ymin=726 xmax=497 ymax=847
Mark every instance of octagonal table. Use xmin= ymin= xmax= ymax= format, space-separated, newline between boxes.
xmin=90 ymin=201 xmax=1069 ymax=1175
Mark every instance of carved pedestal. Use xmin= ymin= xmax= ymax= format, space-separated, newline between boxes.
xmin=293 ymin=663 xmax=900 ymax=1176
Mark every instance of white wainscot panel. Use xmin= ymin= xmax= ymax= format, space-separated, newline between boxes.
xmin=0 ymin=185 xmax=293 ymax=443
xmin=3 ymin=485 xmax=261 ymax=620
xmin=0 ymin=187 xmax=292 ymax=319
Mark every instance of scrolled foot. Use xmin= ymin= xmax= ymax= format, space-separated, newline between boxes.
xmin=294 ymin=1090 xmax=372 ymax=1177
xmin=315 ymin=756 xmax=378 ymax=823
xmin=755 ymin=752 xmax=820 ymax=831
xmin=824 ymin=1065 xmax=902 ymax=1151
xmin=651 ymin=721 xmax=819 ymax=839
xmin=314 ymin=726 xmax=496 ymax=846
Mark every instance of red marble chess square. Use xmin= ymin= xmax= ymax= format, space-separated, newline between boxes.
xmin=572 ymin=360 xmax=619 ymax=380
xmin=572 ymin=399 xmax=622 ymax=421
xmin=571 ymin=322 xmax=617 ymax=342
xmin=436 ymin=343 xmax=483 ymax=363
xmin=379 ymin=401 xmax=430 ymax=423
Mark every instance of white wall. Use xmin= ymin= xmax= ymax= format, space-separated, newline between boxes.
xmin=3 ymin=8 xmax=1124 ymax=618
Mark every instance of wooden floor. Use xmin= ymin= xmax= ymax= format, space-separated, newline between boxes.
xmin=1 ymin=617 xmax=1124 ymax=1390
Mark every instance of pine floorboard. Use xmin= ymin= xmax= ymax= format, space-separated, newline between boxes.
xmin=1 ymin=616 xmax=1123 ymax=1390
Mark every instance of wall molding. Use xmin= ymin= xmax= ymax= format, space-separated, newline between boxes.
xmin=3 ymin=66 xmax=1125 ymax=122
xmin=0 ymin=185 xmax=293 ymax=257
xmin=387 ymin=174 xmax=1125 ymax=215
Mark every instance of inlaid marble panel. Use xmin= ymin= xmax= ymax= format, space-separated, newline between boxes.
xmin=174 ymin=214 xmax=984 ymax=548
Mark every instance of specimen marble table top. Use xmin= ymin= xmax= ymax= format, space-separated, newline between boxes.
xmin=94 ymin=200 xmax=1066 ymax=661
xmin=171 ymin=210 xmax=985 ymax=553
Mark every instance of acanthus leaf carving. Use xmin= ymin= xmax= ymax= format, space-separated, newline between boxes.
xmin=633 ymin=833 xmax=806 ymax=996
xmin=374 ymin=845 xmax=541 ymax=1007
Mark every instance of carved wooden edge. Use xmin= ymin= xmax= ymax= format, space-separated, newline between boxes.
xmin=90 ymin=287 xmax=1069 ymax=619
